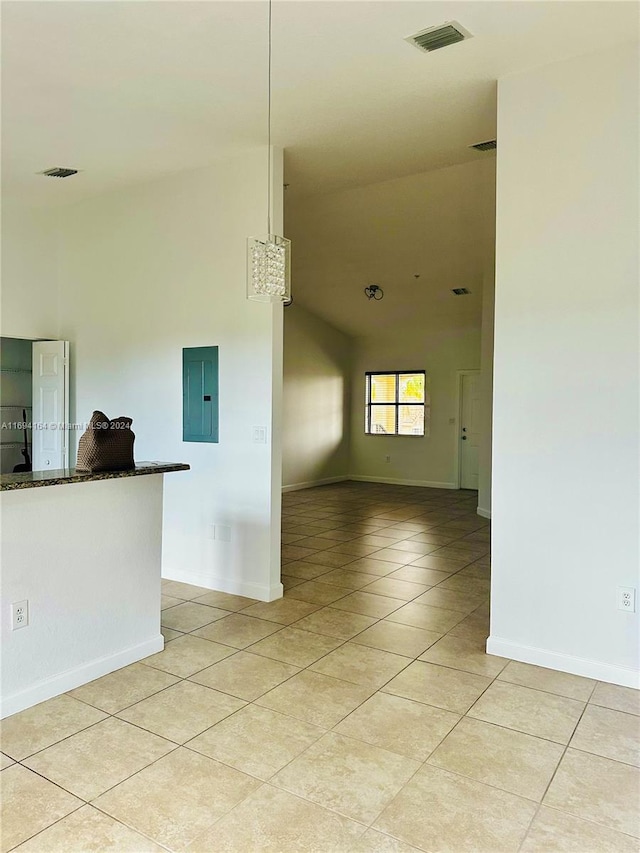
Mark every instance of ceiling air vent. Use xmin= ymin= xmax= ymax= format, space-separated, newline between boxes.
xmin=40 ymin=167 xmax=78 ymax=178
xmin=452 ymin=288 xmax=471 ymax=296
xmin=470 ymin=140 xmax=497 ymax=152
xmin=405 ymin=21 xmax=472 ymax=53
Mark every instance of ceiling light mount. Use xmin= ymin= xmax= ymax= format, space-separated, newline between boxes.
xmin=364 ymin=284 xmax=384 ymax=301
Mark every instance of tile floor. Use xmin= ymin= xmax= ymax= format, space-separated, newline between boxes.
xmin=2 ymin=481 xmax=639 ymax=852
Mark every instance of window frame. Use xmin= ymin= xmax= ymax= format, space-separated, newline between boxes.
xmin=365 ymin=370 xmax=426 ymax=436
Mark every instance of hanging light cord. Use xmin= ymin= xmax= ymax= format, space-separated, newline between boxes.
xmin=267 ymin=0 xmax=272 ymax=235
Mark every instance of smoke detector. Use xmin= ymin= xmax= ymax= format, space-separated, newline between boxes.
xmin=39 ymin=167 xmax=79 ymax=178
xmin=405 ymin=21 xmax=473 ymax=53
xmin=451 ymin=288 xmax=471 ymax=296
xmin=470 ymin=140 xmax=497 ymax=152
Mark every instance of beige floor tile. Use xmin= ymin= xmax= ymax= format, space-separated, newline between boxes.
xmin=385 ymin=540 xmax=441 ymax=556
xmin=374 ymin=763 xmax=537 ymax=853
xmin=282 ymin=574 xmax=306 ymax=590
xmin=388 ymin=566 xmax=452 ymax=585
xmin=409 ymin=554 xmax=471 ymax=572
xmin=249 ymin=626 xmax=343 ymax=667
xmin=0 ymin=765 xmax=82 ymax=853
xmin=186 ymin=784 xmax=365 ymax=852
xmin=310 ymin=642 xmax=409 ymax=688
xmin=314 ymin=568 xmax=381 ymax=589
xmin=67 ymin=662 xmax=179 ymax=714
xmin=429 ymin=717 xmax=564 ymax=801
xmin=278 ymin=560 xmax=336 ymax=580
xmin=285 ymin=580 xmax=351 ymax=605
xmin=273 ymin=732 xmax=420 ymax=824
xmin=352 ymin=621 xmax=441 ymax=658
xmin=1 ymin=752 xmax=15 ymax=770
xmin=468 ymin=681 xmax=586 ymax=744
xmin=367 ymin=548 xmax=414 ymax=565
xmin=330 ymin=591 xmax=403 ymax=618
xmin=590 ymin=681 xmax=640 ymax=716
xmin=447 ymin=611 xmax=490 ymax=642
xmin=192 ymin=590 xmax=259 ymax=611
xmin=282 ymin=544 xmax=318 ymax=561
xmin=301 ymin=551 xmax=358 ymax=568
xmin=187 ymin=704 xmax=324 ymax=780
xmin=94 ymin=747 xmax=259 ymax=851
xmin=386 ymin=601 xmax=465 ymax=633
xmin=362 ymin=577 xmax=428 ymax=601
xmin=419 ymin=634 xmax=508 ymax=677
xmin=192 ymin=613 xmax=281 ymax=648
xmin=497 ymin=661 xmax=596 ymax=701
xmin=161 ymin=626 xmax=182 ymax=642
xmin=13 ymin=805 xmax=166 ymax=852
xmin=23 ymin=717 xmax=173 ymax=801
xmin=190 ymin=652 xmax=299 ymax=701
xmin=294 ymin=536 xmax=337 ymax=550
xmin=383 ymin=660 xmax=492 ymax=714
xmin=1 ymin=694 xmax=107 ymax=761
xmin=458 ymin=560 xmax=491 ymax=579
xmin=116 ymin=680 xmax=244 ymax=743
xmin=544 ymin=748 xmax=640 ymax=837
xmin=161 ymin=594 xmax=182 ymax=610
xmin=354 ymin=829 xmax=422 ymax=851
xmin=343 ymin=557 xmax=403 ymax=576
xmin=294 ymin=607 xmax=377 ymax=639
xmin=256 ymin=670 xmax=375 ymax=728
xmin=326 ymin=541 xmax=382 ymax=557
xmin=570 ymin=704 xmax=640 ymax=766
xmin=241 ymin=598 xmax=320 ymax=625
xmin=413 ymin=586 xmax=485 ymax=614
xmin=335 ymin=692 xmax=459 ymax=761
xmin=160 ymin=600 xmax=228 ymax=632
xmin=160 ymin=580 xmax=213 ymax=600
xmin=520 ymin=805 xmax=640 ymax=852
xmin=407 ymin=532 xmax=458 ymax=545
xmin=143 ymin=634 xmax=235 ymax=678
xmin=438 ymin=574 xmax=491 ymax=596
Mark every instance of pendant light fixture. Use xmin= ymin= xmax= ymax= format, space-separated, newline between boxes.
xmin=247 ymin=0 xmax=291 ymax=303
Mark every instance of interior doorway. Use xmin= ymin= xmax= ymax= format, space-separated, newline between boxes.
xmin=456 ymin=369 xmax=481 ymax=489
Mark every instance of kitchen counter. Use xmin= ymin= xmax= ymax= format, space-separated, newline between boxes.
xmin=1 ymin=461 xmax=190 ymax=491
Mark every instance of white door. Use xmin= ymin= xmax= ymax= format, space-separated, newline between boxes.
xmin=460 ymin=371 xmax=481 ymax=490
xmin=32 ymin=341 xmax=69 ymax=470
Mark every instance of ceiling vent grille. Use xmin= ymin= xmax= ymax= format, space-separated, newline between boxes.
xmin=451 ymin=287 xmax=471 ymax=296
xmin=405 ymin=22 xmax=472 ymax=53
xmin=470 ymin=140 xmax=497 ymax=152
xmin=40 ymin=167 xmax=78 ymax=178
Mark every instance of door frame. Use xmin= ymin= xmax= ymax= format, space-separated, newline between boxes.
xmin=454 ymin=369 xmax=481 ymax=489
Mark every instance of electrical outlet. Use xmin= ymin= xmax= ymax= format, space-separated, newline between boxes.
xmin=385 ymin=455 xmax=391 ymax=463
xmin=617 ymin=587 xmax=636 ymax=612
xmin=11 ymin=600 xmax=29 ymax=630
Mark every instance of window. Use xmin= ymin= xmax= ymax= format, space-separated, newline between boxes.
xmin=365 ymin=371 xmax=427 ymax=435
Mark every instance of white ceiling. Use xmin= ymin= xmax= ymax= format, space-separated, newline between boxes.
xmin=2 ymin=1 xmax=638 ymax=207
xmin=2 ymin=1 xmax=636 ymax=338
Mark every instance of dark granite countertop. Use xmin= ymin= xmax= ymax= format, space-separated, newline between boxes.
xmin=1 ymin=462 xmax=190 ymax=492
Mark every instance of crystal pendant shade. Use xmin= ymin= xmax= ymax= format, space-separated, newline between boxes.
xmin=247 ymin=234 xmax=291 ymax=303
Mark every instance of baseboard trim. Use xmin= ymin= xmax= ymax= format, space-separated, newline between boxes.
xmin=282 ymin=476 xmax=349 ymax=493
xmin=477 ymin=506 xmax=491 ymax=519
xmin=163 ymin=568 xmax=283 ymax=603
xmin=348 ymin=475 xmax=458 ymax=489
xmin=486 ymin=636 xmax=640 ymax=689
xmin=0 ymin=635 xmax=165 ymax=719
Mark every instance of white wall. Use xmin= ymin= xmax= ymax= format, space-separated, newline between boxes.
xmin=0 ymin=202 xmax=59 ymax=340
xmin=1 ymin=475 xmax=164 ymax=718
xmin=490 ymin=44 xmax=640 ymax=687
xmin=55 ymin=149 xmax=284 ymax=601
xmin=283 ymin=303 xmax=352 ymax=490
xmin=350 ymin=327 xmax=481 ymax=487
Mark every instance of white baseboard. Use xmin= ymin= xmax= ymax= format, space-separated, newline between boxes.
xmin=486 ymin=636 xmax=640 ymax=689
xmin=348 ymin=475 xmax=458 ymax=489
xmin=163 ymin=568 xmax=283 ymax=603
xmin=0 ymin=635 xmax=164 ymax=719
xmin=477 ymin=506 xmax=491 ymax=519
xmin=282 ymin=475 xmax=349 ymax=493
